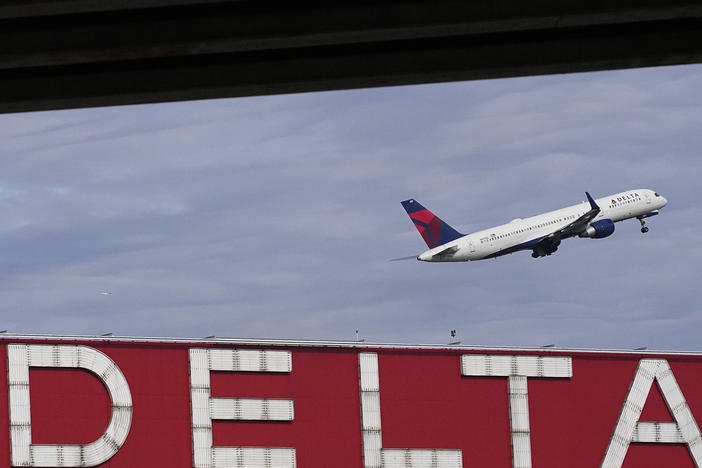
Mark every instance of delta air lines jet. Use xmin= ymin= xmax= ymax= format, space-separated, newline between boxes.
xmin=401 ymin=190 xmax=667 ymax=262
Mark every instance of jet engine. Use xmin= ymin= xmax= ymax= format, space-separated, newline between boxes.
xmin=579 ymin=219 xmax=615 ymax=239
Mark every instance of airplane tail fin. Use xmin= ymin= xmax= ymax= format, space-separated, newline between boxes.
xmin=401 ymin=199 xmax=464 ymax=249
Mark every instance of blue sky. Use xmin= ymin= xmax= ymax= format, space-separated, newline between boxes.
xmin=1 ymin=64 xmax=701 ymax=350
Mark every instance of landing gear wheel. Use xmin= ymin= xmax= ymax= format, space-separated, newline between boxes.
xmin=531 ymin=252 xmax=538 ymax=258
xmin=637 ymin=216 xmax=648 ymax=233
xmin=641 ymin=227 xmax=649 ymax=233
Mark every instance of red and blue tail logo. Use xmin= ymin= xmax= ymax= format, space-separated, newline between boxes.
xmin=401 ymin=199 xmax=464 ymax=249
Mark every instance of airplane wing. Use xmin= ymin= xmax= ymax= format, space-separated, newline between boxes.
xmin=549 ymin=192 xmax=600 ymax=240
xmin=534 ymin=192 xmax=601 ymax=254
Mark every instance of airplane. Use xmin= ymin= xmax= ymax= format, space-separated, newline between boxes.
xmin=401 ymin=189 xmax=667 ymax=262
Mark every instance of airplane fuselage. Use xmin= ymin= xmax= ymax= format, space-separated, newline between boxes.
xmin=416 ymin=189 xmax=667 ymax=262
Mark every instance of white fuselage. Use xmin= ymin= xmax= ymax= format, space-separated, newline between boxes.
xmin=418 ymin=189 xmax=667 ymax=262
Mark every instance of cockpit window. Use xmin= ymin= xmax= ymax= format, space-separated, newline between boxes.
xmin=654 ymin=192 xmax=660 ymax=197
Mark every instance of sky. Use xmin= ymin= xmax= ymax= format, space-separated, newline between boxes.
xmin=1 ymin=64 xmax=701 ymax=350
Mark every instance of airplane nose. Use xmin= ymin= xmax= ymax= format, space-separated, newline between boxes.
xmin=661 ymin=196 xmax=668 ymax=207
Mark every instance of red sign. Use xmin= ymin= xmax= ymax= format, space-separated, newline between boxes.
xmin=1 ymin=337 xmax=702 ymax=467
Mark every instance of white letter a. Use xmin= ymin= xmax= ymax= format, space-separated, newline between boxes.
xmin=601 ymin=359 xmax=702 ymax=467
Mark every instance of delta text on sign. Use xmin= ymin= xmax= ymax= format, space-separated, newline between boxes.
xmin=2 ymin=340 xmax=702 ymax=467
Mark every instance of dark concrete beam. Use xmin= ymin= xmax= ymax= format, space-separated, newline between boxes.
xmin=2 ymin=1 xmax=702 ymax=113
xmin=0 ymin=1 xmax=234 ymax=19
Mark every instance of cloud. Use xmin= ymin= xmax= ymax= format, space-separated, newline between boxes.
xmin=0 ymin=64 xmax=701 ymax=350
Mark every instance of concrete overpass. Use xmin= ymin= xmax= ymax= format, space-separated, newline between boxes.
xmin=2 ymin=1 xmax=702 ymax=113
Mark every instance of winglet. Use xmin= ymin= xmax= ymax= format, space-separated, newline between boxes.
xmin=586 ymin=192 xmax=599 ymax=210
